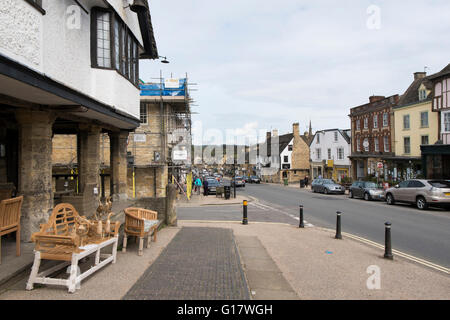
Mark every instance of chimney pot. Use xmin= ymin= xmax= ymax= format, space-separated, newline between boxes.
xmin=369 ymin=95 xmax=385 ymax=103
xmin=414 ymin=72 xmax=426 ymax=80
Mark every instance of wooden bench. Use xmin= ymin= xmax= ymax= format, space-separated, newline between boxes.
xmin=26 ymin=203 xmax=120 ymax=293
xmin=122 ymin=208 xmax=159 ymax=256
xmin=0 ymin=196 xmax=23 ymax=264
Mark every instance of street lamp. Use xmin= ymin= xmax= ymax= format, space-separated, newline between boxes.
xmin=159 ymin=56 xmax=170 ymax=64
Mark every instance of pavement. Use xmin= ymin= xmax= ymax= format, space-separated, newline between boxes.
xmin=1 ymin=190 xmax=448 ymax=300
xmin=242 ymin=183 xmax=450 ymax=267
xmin=177 ymin=192 xmax=249 ymax=207
xmin=124 ymin=227 xmax=250 ymax=300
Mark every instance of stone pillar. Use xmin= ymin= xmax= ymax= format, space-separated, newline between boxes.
xmin=16 ymin=110 xmax=55 ymax=241
xmin=165 ymin=183 xmax=177 ymax=226
xmin=77 ymin=124 xmax=101 ymax=216
xmin=109 ymin=130 xmax=129 ymax=201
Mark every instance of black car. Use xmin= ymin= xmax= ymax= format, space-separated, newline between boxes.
xmin=249 ymin=176 xmax=261 ymax=184
xmin=206 ymin=179 xmax=221 ymax=195
xmin=349 ymin=181 xmax=385 ymax=201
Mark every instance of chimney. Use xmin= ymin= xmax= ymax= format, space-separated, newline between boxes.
xmin=293 ymin=123 xmax=300 ymax=137
xmin=272 ymin=129 xmax=278 ymax=137
xmin=369 ymin=95 xmax=385 ymax=103
xmin=414 ymin=72 xmax=426 ymax=80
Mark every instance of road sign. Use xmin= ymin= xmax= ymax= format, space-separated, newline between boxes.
xmin=377 ymin=162 xmax=383 ymax=169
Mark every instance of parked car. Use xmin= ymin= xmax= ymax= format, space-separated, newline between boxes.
xmin=311 ymin=179 xmax=345 ymax=194
xmin=385 ymin=179 xmax=450 ymax=210
xmin=249 ymin=176 xmax=261 ymax=184
xmin=349 ymin=181 xmax=385 ymax=201
xmin=206 ymin=179 xmax=221 ymax=195
xmin=233 ymin=177 xmax=246 ymax=187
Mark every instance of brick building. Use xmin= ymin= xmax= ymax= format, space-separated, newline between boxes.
xmin=348 ymin=95 xmax=399 ymax=180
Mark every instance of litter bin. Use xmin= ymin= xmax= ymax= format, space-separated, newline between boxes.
xmin=284 ymin=178 xmax=289 ymax=186
xmin=224 ymin=185 xmax=231 ymax=200
xmin=300 ymin=179 xmax=305 ymax=188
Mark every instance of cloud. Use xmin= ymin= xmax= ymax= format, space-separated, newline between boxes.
xmin=140 ymin=0 xmax=450 ymax=138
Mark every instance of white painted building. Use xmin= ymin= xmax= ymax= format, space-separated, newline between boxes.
xmin=310 ymin=129 xmax=351 ymax=181
xmin=0 ymin=0 xmax=159 ymax=239
xmin=0 ymin=0 xmax=158 ymax=127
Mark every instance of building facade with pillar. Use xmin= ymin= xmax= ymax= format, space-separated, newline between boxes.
xmin=0 ymin=0 xmax=158 ymax=241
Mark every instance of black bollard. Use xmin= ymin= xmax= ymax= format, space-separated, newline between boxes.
xmin=335 ymin=211 xmax=342 ymax=239
xmin=299 ymin=205 xmax=304 ymax=228
xmin=242 ymin=200 xmax=248 ymax=225
xmin=384 ymin=222 xmax=393 ymax=260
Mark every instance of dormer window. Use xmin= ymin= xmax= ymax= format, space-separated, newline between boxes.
xmin=419 ymin=89 xmax=427 ymax=101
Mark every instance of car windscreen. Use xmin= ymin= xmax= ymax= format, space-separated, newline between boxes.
xmin=365 ymin=182 xmax=377 ymax=188
xmin=428 ymin=181 xmax=450 ymax=188
xmin=322 ymin=179 xmax=335 ymax=184
xmin=207 ymin=180 xmax=219 ymax=186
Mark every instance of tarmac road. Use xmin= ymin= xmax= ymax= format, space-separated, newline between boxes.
xmin=241 ymin=183 xmax=450 ymax=268
xmin=178 ymin=183 xmax=450 ymax=267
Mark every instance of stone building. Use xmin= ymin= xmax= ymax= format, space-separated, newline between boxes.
xmin=0 ymin=0 xmax=158 ymax=240
xmin=258 ymin=123 xmax=313 ymax=183
xmin=348 ymin=95 xmax=399 ymax=180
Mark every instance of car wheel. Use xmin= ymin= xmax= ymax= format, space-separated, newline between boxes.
xmin=386 ymin=193 xmax=395 ymax=205
xmin=324 ymin=188 xmax=329 ymax=194
xmin=349 ymin=190 xmax=354 ymax=198
xmin=416 ymin=196 xmax=428 ymax=210
xmin=364 ymin=192 xmax=371 ymax=201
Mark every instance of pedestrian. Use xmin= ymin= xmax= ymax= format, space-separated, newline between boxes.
xmin=203 ymin=178 xmax=209 ymax=196
xmin=194 ymin=177 xmax=202 ymax=195
xmin=304 ymin=175 xmax=309 ymax=187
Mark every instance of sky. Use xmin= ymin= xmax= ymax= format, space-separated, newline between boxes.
xmin=139 ymin=0 xmax=450 ymax=145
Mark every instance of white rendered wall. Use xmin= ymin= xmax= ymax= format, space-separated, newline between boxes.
xmin=280 ymin=138 xmax=293 ymax=169
xmin=310 ymin=131 xmax=351 ymax=166
xmin=0 ymin=0 xmax=145 ymax=119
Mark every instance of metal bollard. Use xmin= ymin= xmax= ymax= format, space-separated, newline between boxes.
xmin=299 ymin=205 xmax=304 ymax=228
xmin=242 ymin=200 xmax=248 ymax=225
xmin=384 ymin=222 xmax=393 ymax=260
xmin=335 ymin=211 xmax=342 ymax=239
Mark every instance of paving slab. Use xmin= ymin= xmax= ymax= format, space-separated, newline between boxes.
xmin=123 ymin=227 xmax=250 ymax=300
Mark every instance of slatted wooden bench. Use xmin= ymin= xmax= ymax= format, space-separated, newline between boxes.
xmin=122 ymin=208 xmax=159 ymax=256
xmin=26 ymin=203 xmax=120 ymax=293
xmin=0 ymin=196 xmax=23 ymax=265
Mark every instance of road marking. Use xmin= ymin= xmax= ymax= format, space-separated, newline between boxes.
xmin=247 ymin=195 xmax=314 ymax=227
xmin=339 ymin=231 xmax=449 ymax=274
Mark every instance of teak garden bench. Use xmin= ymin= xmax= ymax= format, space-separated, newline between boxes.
xmin=0 ymin=196 xmax=23 ymax=265
xmin=122 ymin=207 xmax=159 ymax=256
xmin=26 ymin=203 xmax=120 ymax=293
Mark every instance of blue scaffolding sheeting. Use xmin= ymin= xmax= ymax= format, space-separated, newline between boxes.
xmin=140 ymin=78 xmax=186 ymax=96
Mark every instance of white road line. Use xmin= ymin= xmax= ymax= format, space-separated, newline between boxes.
xmin=248 ymin=196 xmax=314 ymax=226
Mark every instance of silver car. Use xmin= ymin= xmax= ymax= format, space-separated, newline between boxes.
xmin=311 ymin=179 xmax=345 ymax=194
xmin=385 ymin=179 xmax=450 ymax=210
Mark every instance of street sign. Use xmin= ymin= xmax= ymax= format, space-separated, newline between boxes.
xmin=377 ymin=162 xmax=383 ymax=169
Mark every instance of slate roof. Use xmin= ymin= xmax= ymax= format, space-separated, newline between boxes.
xmin=427 ymin=63 xmax=450 ymax=80
xmin=395 ymin=76 xmax=432 ymax=108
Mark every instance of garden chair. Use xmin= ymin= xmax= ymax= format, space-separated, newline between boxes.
xmin=122 ymin=208 xmax=158 ymax=256
xmin=0 ymin=196 xmax=23 ymax=264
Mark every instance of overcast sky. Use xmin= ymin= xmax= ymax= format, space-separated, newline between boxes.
xmin=140 ymin=0 xmax=450 ymax=145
